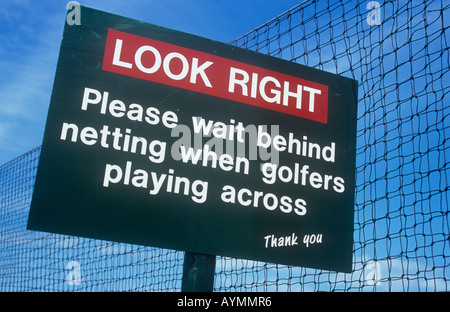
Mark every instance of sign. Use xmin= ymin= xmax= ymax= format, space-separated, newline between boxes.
xmin=27 ymin=6 xmax=358 ymax=272
xmin=102 ymin=29 xmax=329 ymax=124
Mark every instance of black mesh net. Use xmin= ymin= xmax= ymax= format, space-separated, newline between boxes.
xmin=1 ymin=0 xmax=449 ymax=291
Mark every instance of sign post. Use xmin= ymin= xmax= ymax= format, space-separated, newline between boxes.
xmin=182 ymin=252 xmax=216 ymax=292
xmin=27 ymin=5 xmax=358 ymax=280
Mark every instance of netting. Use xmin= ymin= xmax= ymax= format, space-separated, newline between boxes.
xmin=1 ymin=0 xmax=449 ymax=291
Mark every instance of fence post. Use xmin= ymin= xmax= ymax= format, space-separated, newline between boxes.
xmin=181 ymin=252 xmax=216 ymax=292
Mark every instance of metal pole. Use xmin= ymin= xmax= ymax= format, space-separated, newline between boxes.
xmin=181 ymin=252 xmax=216 ymax=292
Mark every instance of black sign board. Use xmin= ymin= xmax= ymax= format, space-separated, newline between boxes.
xmin=27 ymin=5 xmax=358 ymax=272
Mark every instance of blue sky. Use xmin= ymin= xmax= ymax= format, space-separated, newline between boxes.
xmin=0 ymin=0 xmax=301 ymax=165
xmin=1 ymin=0 xmax=448 ymax=292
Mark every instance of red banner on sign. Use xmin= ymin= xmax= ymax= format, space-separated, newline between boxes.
xmin=102 ymin=29 xmax=329 ymax=123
